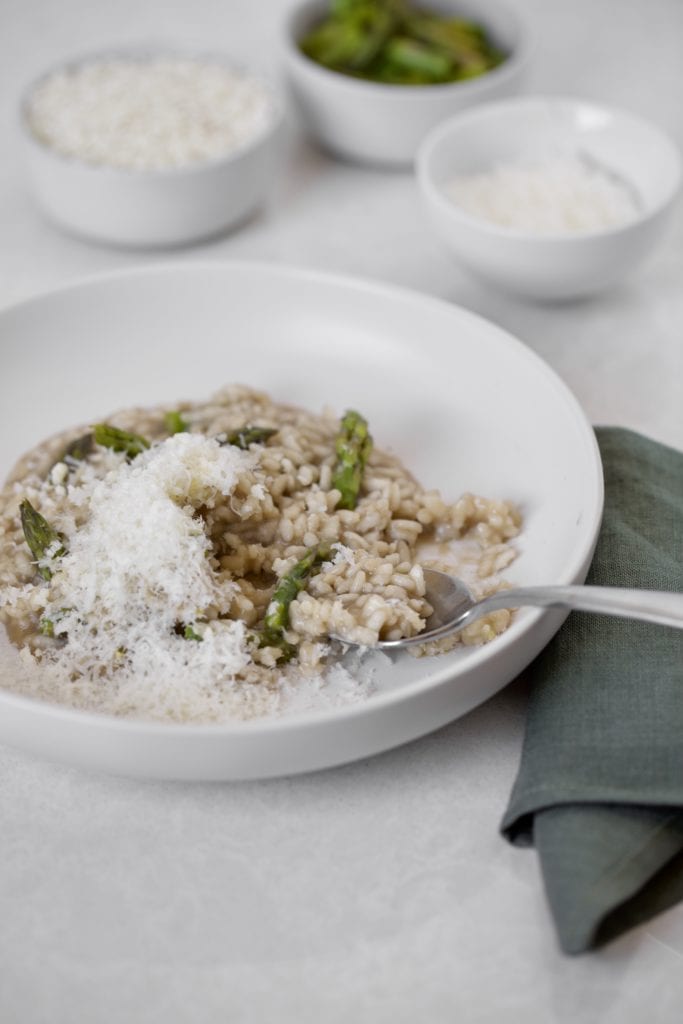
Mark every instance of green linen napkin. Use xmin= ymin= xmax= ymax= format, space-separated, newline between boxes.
xmin=501 ymin=427 xmax=683 ymax=954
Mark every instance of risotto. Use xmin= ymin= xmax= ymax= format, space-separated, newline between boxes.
xmin=0 ymin=385 xmax=521 ymax=722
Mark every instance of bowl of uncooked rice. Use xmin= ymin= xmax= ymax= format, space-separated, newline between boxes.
xmin=0 ymin=385 xmax=521 ymax=723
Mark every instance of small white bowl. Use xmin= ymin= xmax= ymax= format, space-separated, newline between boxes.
xmin=281 ymin=0 xmax=531 ymax=167
xmin=19 ymin=50 xmax=285 ymax=249
xmin=416 ymin=96 xmax=682 ymax=300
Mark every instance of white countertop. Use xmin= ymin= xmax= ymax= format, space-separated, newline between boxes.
xmin=1 ymin=1 xmax=682 ymax=1021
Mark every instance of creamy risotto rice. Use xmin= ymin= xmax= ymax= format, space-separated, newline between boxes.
xmin=0 ymin=385 xmax=521 ymax=722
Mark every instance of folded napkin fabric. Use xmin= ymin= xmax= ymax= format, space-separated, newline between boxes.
xmin=501 ymin=427 xmax=683 ymax=954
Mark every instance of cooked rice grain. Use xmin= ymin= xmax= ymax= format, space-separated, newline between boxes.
xmin=0 ymin=385 xmax=521 ymax=720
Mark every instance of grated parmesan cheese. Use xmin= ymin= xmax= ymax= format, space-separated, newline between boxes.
xmin=0 ymin=433 xmax=374 ymax=722
xmin=446 ymin=153 xmax=641 ymax=235
xmin=26 ymin=57 xmax=276 ymax=171
xmin=39 ymin=435 xmax=252 ymax=689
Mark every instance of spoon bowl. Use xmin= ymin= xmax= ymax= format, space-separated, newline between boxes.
xmin=366 ymin=567 xmax=683 ymax=651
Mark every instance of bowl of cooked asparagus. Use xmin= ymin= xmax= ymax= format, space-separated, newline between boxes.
xmin=281 ymin=0 xmax=531 ymax=167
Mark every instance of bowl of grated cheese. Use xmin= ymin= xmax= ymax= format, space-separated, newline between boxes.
xmin=416 ymin=96 xmax=681 ymax=300
xmin=19 ymin=49 xmax=285 ymax=248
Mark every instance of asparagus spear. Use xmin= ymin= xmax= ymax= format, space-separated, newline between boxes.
xmin=19 ymin=499 xmax=66 ymax=581
xmin=302 ymin=4 xmax=396 ymax=72
xmin=222 ymin=426 xmax=278 ymax=450
xmin=299 ymin=0 xmax=504 ymax=84
xmin=93 ymin=423 xmax=150 ymax=459
xmin=406 ymin=16 xmax=502 ymax=76
xmin=331 ymin=410 xmax=372 ymax=510
xmin=183 ymin=624 xmax=203 ymax=642
xmin=331 ymin=0 xmax=390 ymax=14
xmin=173 ymin=621 xmax=204 ymax=641
xmin=164 ymin=410 xmax=188 ymax=435
xmin=39 ymin=608 xmax=70 ymax=638
xmin=260 ymin=543 xmax=332 ymax=661
xmin=382 ymin=36 xmax=452 ymax=80
xmin=60 ymin=432 xmax=95 ymax=467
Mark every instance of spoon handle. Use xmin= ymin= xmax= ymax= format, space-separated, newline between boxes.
xmin=475 ymin=585 xmax=683 ymax=630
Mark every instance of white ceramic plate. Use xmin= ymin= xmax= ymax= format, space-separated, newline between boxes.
xmin=0 ymin=263 xmax=603 ymax=780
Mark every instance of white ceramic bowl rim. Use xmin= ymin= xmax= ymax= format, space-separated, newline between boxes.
xmin=417 ymin=95 xmax=683 ymax=243
xmin=19 ymin=45 xmax=285 ymax=180
xmin=282 ymin=0 xmax=532 ymax=97
xmin=0 ymin=259 xmax=603 ymax=739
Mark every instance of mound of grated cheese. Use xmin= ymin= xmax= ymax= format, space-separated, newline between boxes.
xmin=41 ymin=435 xmax=253 ymax=708
xmin=26 ymin=57 xmax=276 ymax=171
xmin=1 ymin=434 xmax=373 ymax=722
xmin=446 ymin=153 xmax=641 ymax=234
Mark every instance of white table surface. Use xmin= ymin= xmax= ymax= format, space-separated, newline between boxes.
xmin=1 ymin=1 xmax=682 ymax=1021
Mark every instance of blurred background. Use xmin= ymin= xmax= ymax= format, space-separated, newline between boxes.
xmin=1 ymin=1 xmax=680 ymax=292
xmin=3 ymin=0 xmax=682 ymax=445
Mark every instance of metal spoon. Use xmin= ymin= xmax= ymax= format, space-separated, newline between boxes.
xmin=370 ymin=568 xmax=683 ymax=651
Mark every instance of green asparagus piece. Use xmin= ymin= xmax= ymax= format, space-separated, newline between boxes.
xmin=331 ymin=0 xmax=385 ymax=14
xmin=407 ymin=15 xmax=484 ymax=56
xmin=222 ymin=426 xmax=278 ymax=450
xmin=39 ymin=608 xmax=70 ymax=638
xmin=331 ymin=410 xmax=372 ymax=511
xmin=19 ymin=499 xmax=66 ymax=581
xmin=173 ymin=621 xmax=204 ymax=641
xmin=299 ymin=0 xmax=504 ymax=85
xmin=93 ymin=423 xmax=150 ymax=459
xmin=409 ymin=16 xmax=504 ymax=76
xmin=260 ymin=543 xmax=332 ymax=661
xmin=164 ymin=410 xmax=189 ymax=435
xmin=183 ymin=624 xmax=203 ymax=642
xmin=382 ymin=35 xmax=452 ymax=79
xmin=301 ymin=5 xmax=396 ymax=71
xmin=59 ymin=432 xmax=94 ymax=467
